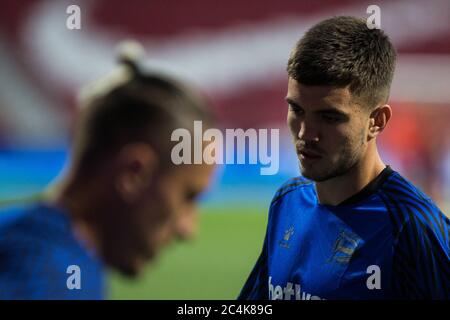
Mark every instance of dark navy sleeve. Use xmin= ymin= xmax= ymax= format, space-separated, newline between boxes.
xmin=391 ymin=209 xmax=450 ymax=299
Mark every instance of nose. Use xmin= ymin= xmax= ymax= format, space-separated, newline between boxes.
xmin=297 ymin=119 xmax=319 ymax=142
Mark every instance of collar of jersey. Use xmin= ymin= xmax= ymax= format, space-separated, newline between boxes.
xmin=314 ymin=165 xmax=394 ymax=208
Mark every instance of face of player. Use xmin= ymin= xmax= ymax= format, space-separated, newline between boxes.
xmin=286 ymin=78 xmax=371 ymax=182
xmin=107 ymin=161 xmax=215 ymax=277
xmin=144 ymin=163 xmax=214 ymax=263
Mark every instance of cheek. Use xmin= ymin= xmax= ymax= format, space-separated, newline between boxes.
xmin=334 ymin=125 xmax=366 ymax=154
xmin=322 ymin=126 xmax=355 ymax=157
xmin=164 ymin=185 xmax=183 ymax=214
xmin=142 ymin=194 xmax=177 ymax=247
xmin=348 ymin=122 xmax=368 ymax=147
xmin=154 ymin=181 xmax=189 ymax=234
xmin=140 ymin=182 xmax=178 ymax=234
xmin=323 ymin=125 xmax=346 ymax=144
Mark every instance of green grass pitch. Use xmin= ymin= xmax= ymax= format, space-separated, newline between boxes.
xmin=109 ymin=208 xmax=268 ymax=299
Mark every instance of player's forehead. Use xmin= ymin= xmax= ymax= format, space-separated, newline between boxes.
xmin=286 ymin=78 xmax=354 ymax=112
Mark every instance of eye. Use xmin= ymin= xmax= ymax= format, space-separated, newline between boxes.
xmin=289 ymin=104 xmax=304 ymax=116
xmin=186 ymin=190 xmax=199 ymax=202
xmin=322 ymin=114 xmax=340 ymax=123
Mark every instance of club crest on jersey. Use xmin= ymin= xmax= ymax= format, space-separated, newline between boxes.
xmin=328 ymin=230 xmax=361 ymax=264
xmin=279 ymin=226 xmax=294 ymax=248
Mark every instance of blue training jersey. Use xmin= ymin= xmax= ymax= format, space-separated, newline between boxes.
xmin=238 ymin=166 xmax=450 ymax=300
xmin=0 ymin=203 xmax=105 ymax=299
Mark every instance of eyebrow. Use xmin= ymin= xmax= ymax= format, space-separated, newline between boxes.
xmin=285 ymin=97 xmax=300 ymax=108
xmin=285 ymin=97 xmax=349 ymax=118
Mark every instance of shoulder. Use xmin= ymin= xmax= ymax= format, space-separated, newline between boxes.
xmin=379 ymin=172 xmax=448 ymax=231
xmin=270 ymin=176 xmax=314 ymax=206
xmin=0 ymin=203 xmax=104 ymax=299
xmin=380 ymin=170 xmax=437 ymax=206
xmin=0 ymin=203 xmax=40 ymax=240
xmin=0 ymin=202 xmax=84 ymax=274
xmin=0 ymin=203 xmax=68 ymax=264
xmin=373 ymin=171 xmax=449 ymax=298
xmin=0 ymin=203 xmax=31 ymax=226
xmin=378 ymin=171 xmax=449 ymax=260
xmin=381 ymin=173 xmax=450 ymax=298
xmin=0 ymin=203 xmax=68 ymax=243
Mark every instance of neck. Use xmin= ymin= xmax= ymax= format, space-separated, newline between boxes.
xmin=46 ymin=173 xmax=102 ymax=256
xmin=315 ymin=145 xmax=386 ymax=206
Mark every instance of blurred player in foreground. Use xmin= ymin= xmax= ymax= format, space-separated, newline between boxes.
xmin=0 ymin=44 xmax=215 ymax=299
xmin=239 ymin=16 xmax=449 ymax=300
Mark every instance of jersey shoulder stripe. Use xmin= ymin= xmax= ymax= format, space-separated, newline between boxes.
xmin=378 ymin=171 xmax=450 ymax=299
xmin=270 ymin=176 xmax=313 ymax=205
xmin=381 ymin=172 xmax=449 ymax=244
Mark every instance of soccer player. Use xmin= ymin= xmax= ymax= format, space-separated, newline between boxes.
xmin=239 ymin=16 xmax=449 ymax=300
xmin=0 ymin=47 xmax=215 ymax=299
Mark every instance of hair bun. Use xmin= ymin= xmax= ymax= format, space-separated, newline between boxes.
xmin=116 ymin=40 xmax=146 ymax=78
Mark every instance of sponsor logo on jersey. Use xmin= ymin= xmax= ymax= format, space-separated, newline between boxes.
xmin=268 ymin=276 xmax=324 ymax=300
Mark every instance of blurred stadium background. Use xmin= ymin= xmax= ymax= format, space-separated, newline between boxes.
xmin=0 ymin=0 xmax=449 ymax=299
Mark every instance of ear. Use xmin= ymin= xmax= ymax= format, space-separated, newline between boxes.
xmin=368 ymin=104 xmax=392 ymax=139
xmin=114 ymin=143 xmax=158 ymax=204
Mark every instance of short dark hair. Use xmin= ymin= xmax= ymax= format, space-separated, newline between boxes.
xmin=287 ymin=16 xmax=396 ymax=108
xmin=72 ymin=57 xmax=212 ymax=175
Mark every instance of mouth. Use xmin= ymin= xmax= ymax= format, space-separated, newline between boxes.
xmin=297 ymin=148 xmax=322 ymax=162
